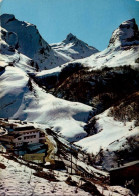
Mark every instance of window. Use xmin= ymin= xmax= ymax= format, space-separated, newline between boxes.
xmin=39 ymin=132 xmax=45 ymax=137
xmin=24 ymin=135 xmax=36 ymax=140
xmin=18 ymin=137 xmax=21 ymax=140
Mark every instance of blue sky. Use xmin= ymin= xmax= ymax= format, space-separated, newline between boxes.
xmin=1 ymin=0 xmax=139 ymax=50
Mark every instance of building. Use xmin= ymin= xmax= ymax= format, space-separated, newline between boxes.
xmin=13 ymin=126 xmax=46 ymax=147
xmin=0 ymin=122 xmax=58 ymax=164
xmin=109 ymin=160 xmax=139 ymax=195
xmin=0 ymin=126 xmax=46 ymax=148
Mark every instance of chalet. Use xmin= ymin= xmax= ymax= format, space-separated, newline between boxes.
xmin=0 ymin=126 xmax=46 ymax=148
xmin=109 ymin=160 xmax=139 ymax=194
xmin=0 ymin=122 xmax=50 ymax=163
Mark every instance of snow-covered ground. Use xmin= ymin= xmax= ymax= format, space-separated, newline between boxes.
xmin=0 ymin=58 xmax=93 ymax=142
xmin=0 ymin=153 xmax=135 ymax=196
xmin=76 ymin=109 xmax=139 ymax=155
xmin=74 ymin=44 xmax=139 ymax=71
xmin=0 ymin=16 xmax=138 ymax=196
xmin=0 ymin=154 xmax=92 ymax=196
xmin=75 ymin=108 xmax=139 ymax=170
xmin=0 ymin=24 xmax=94 ymax=142
xmin=35 ymin=43 xmax=139 ymax=81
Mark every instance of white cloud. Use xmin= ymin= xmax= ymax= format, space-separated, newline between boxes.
xmin=0 ymin=0 xmax=3 ymax=2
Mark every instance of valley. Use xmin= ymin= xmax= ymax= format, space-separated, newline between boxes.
xmin=0 ymin=13 xmax=139 ymax=195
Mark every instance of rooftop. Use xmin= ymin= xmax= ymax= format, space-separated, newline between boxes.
xmin=14 ymin=126 xmax=35 ymax=131
xmin=109 ymin=160 xmax=139 ymax=172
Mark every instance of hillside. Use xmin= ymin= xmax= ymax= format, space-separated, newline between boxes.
xmin=32 ymin=19 xmax=139 ymax=172
xmin=0 ymin=14 xmax=98 ymax=71
xmin=34 ymin=19 xmax=139 ymax=114
xmin=76 ymin=92 xmax=139 ymax=169
xmin=0 ymin=15 xmax=139 ymax=196
xmin=51 ymin=33 xmax=98 ymax=60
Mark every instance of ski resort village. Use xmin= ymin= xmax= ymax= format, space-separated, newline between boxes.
xmin=0 ymin=118 xmax=138 ymax=196
xmin=0 ymin=5 xmax=139 ymax=196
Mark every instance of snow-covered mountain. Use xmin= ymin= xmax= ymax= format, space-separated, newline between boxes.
xmin=0 ymin=65 xmax=93 ymax=142
xmin=0 ymin=14 xmax=72 ymax=70
xmin=0 ymin=27 xmax=37 ymax=73
xmin=34 ymin=18 xmax=139 ymax=85
xmin=0 ymin=22 xmax=96 ymax=142
xmin=0 ymin=56 xmax=92 ymax=142
xmin=32 ymin=19 xmax=139 ymax=168
xmin=76 ymin=95 xmax=139 ymax=169
xmin=0 ymin=28 xmax=93 ymax=142
xmin=108 ymin=18 xmax=139 ymax=48
xmin=1 ymin=13 xmax=139 ymax=196
xmin=34 ymin=19 xmax=139 ymax=104
xmin=0 ymin=15 xmax=139 ymax=170
xmin=0 ymin=14 xmax=98 ymax=71
xmin=51 ymin=33 xmax=99 ymax=60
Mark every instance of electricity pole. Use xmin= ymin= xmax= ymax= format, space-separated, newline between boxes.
xmin=70 ymin=143 xmax=73 ymax=174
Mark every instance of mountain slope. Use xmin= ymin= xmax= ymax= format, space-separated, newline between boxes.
xmin=51 ymin=33 xmax=98 ymax=60
xmin=76 ymin=92 xmax=139 ymax=169
xmin=0 ymin=27 xmax=37 ymax=73
xmin=30 ymin=19 xmax=139 ymax=166
xmin=0 ymin=17 xmax=139 ymax=171
xmin=108 ymin=18 xmax=139 ymax=48
xmin=0 ymin=14 xmax=98 ymax=71
xmin=33 ymin=19 xmax=139 ymax=114
xmin=0 ymin=25 xmax=95 ymax=142
xmin=0 ymin=44 xmax=93 ymax=143
xmin=0 ymin=65 xmax=93 ymax=142
xmin=0 ymin=14 xmax=72 ymax=70
xmin=34 ymin=18 xmax=139 ymax=86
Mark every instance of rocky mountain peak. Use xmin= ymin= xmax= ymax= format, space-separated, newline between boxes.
xmin=109 ymin=18 xmax=139 ymax=48
xmin=63 ymin=33 xmax=99 ymax=51
xmin=0 ymin=14 xmax=50 ymax=58
xmin=0 ymin=14 xmax=15 ymax=24
xmin=65 ymin=33 xmax=77 ymax=42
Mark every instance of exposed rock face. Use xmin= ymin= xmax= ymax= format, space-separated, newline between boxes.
xmin=0 ymin=27 xmax=18 ymax=52
xmin=65 ymin=33 xmax=77 ymax=42
xmin=0 ymin=14 xmax=99 ymax=70
xmin=108 ymin=18 xmax=139 ymax=48
xmin=0 ymin=14 xmax=58 ymax=70
xmin=0 ymin=14 xmax=50 ymax=58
